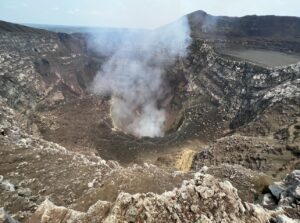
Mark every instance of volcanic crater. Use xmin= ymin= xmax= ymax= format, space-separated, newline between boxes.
xmin=0 ymin=10 xmax=300 ymax=222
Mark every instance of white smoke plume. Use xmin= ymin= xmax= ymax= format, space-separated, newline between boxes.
xmin=90 ymin=16 xmax=191 ymax=138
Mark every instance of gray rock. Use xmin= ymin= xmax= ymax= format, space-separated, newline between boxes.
xmin=269 ymin=170 xmax=300 ymax=206
xmin=262 ymin=193 xmax=277 ymax=206
xmin=0 ymin=180 xmax=15 ymax=192
xmin=125 ymin=206 xmax=138 ymax=222
xmin=269 ymin=182 xmax=286 ymax=200
xmin=294 ymin=186 xmax=300 ymax=200
xmin=17 ymin=188 xmax=32 ymax=197
xmin=276 ymin=214 xmax=299 ymax=223
xmin=0 ymin=208 xmax=20 ymax=223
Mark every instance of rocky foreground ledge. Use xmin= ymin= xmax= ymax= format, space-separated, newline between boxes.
xmin=27 ymin=170 xmax=300 ymax=223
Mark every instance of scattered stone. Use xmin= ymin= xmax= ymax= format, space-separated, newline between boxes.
xmin=125 ymin=206 xmax=138 ymax=222
xmin=17 ymin=188 xmax=32 ymax=197
xmin=262 ymin=193 xmax=277 ymax=207
xmin=0 ymin=180 xmax=15 ymax=192
xmin=87 ymin=178 xmax=97 ymax=188
xmin=269 ymin=182 xmax=286 ymax=200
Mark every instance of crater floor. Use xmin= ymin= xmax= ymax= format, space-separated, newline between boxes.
xmin=218 ymin=48 xmax=300 ymax=67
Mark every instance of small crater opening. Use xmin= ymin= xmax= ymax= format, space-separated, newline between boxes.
xmin=1 ymin=129 xmax=6 ymax=136
xmin=294 ymin=125 xmax=300 ymax=130
xmin=109 ymin=95 xmax=185 ymax=139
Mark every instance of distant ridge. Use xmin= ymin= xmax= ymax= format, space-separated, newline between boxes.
xmin=2 ymin=10 xmax=300 ymax=39
xmin=188 ymin=10 xmax=300 ymax=39
xmin=0 ymin=20 xmax=50 ymax=34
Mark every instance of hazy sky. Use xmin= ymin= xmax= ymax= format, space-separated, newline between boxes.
xmin=0 ymin=0 xmax=300 ymax=28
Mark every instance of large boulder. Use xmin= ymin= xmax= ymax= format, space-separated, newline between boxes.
xmin=269 ymin=170 xmax=300 ymax=206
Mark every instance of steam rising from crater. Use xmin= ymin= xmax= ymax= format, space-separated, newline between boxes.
xmin=90 ymin=17 xmax=191 ymax=138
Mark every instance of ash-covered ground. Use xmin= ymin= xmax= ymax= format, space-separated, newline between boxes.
xmin=0 ymin=10 xmax=300 ymax=223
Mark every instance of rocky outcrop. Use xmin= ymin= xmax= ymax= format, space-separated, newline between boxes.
xmin=269 ymin=170 xmax=300 ymax=205
xmin=29 ymin=171 xmax=276 ymax=223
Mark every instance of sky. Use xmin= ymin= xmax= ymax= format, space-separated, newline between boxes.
xmin=0 ymin=0 xmax=300 ymax=29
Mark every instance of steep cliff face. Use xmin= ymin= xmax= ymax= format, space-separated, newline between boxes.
xmin=0 ymin=20 xmax=100 ymax=119
xmin=184 ymin=41 xmax=300 ymax=131
xmin=0 ymin=12 xmax=300 ymax=222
